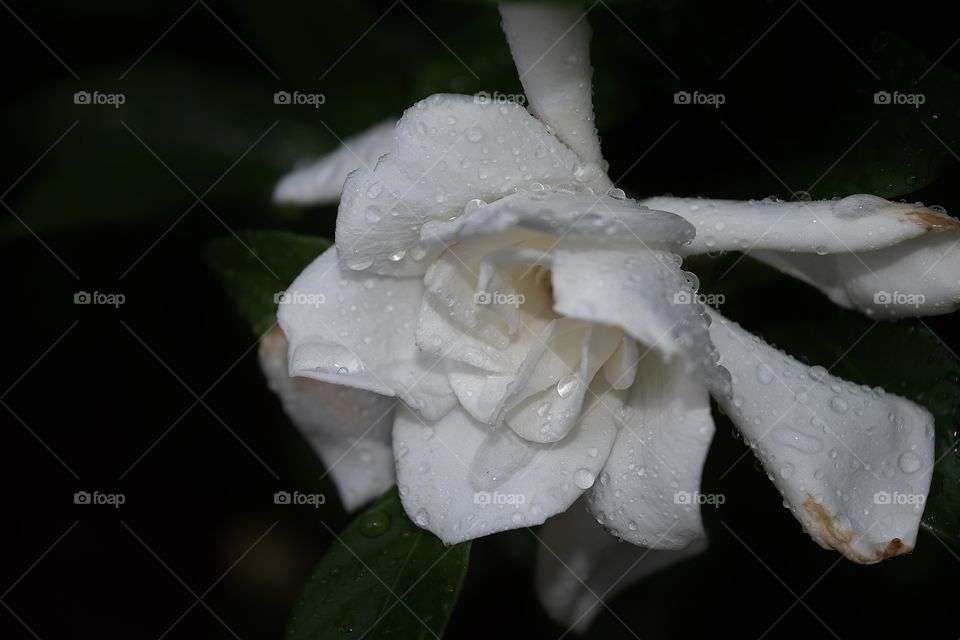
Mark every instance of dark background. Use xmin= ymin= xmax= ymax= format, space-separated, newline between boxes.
xmin=2 ymin=0 xmax=959 ymax=638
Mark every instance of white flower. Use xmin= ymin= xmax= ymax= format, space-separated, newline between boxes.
xmin=259 ymin=2 xmax=959 ymax=630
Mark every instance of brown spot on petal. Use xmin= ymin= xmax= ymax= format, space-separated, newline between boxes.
xmin=801 ymin=495 xmax=911 ymax=564
xmin=905 ymin=209 xmax=960 ymax=232
xmin=875 ymin=537 xmax=905 ymax=561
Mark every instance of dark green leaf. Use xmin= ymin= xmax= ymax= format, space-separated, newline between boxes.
xmin=288 ymin=488 xmax=471 ymax=640
xmin=205 ymin=230 xmax=331 ymax=336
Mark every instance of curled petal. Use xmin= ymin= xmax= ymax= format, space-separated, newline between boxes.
xmin=551 ymin=240 xmax=728 ymax=390
xmin=587 ymin=354 xmax=715 ymax=548
xmin=505 ymin=323 xmax=621 ymax=443
xmin=422 ymin=189 xmax=694 ymax=248
xmin=707 ymin=309 xmax=934 ymax=563
xmin=336 ymin=94 xmax=582 ymax=276
xmin=278 ymin=246 xmax=455 ymax=419
xmin=393 ymin=385 xmax=625 ymax=544
xmin=446 ymin=318 xmax=587 ymax=425
xmin=536 ymin=500 xmax=707 ymax=633
xmin=500 ymin=3 xmax=606 ymax=170
xmin=644 ymin=195 xmax=957 ymax=255
xmin=754 ymin=232 xmax=960 ymax=317
xmin=273 ymin=119 xmax=396 ymax=206
xmin=646 ymin=195 xmax=960 ymax=317
xmin=259 ymin=328 xmax=396 ymax=510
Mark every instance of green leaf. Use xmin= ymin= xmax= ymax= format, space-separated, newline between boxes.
xmin=700 ymin=256 xmax=960 ymax=545
xmin=205 ymin=230 xmax=331 ymax=336
xmin=288 ymin=488 xmax=471 ymax=640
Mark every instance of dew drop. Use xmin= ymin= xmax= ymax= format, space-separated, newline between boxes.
xmin=808 ymin=365 xmax=828 ymax=382
xmin=829 ymin=396 xmax=849 ymax=414
xmin=414 ymin=509 xmax=430 ymax=527
xmin=348 ymin=257 xmax=373 ymax=271
xmin=898 ymin=451 xmax=922 ymax=474
xmin=574 ymin=468 xmax=596 ymax=489
xmin=464 ymin=198 xmax=487 ymax=214
xmin=359 ymin=511 xmax=390 ymax=537
xmin=557 ymin=374 xmax=579 ymax=398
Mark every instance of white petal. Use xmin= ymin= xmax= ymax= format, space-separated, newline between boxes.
xmin=551 ymin=241 xmax=728 ymax=390
xmin=643 ymin=194 xmax=958 ymax=255
xmin=336 ymin=94 xmax=582 ymax=276
xmin=505 ymin=323 xmax=621 ymax=443
xmin=422 ymin=189 xmax=694 ymax=249
xmin=475 ymin=245 xmax=554 ymax=332
xmin=601 ymin=335 xmax=640 ymax=391
xmin=446 ymin=318 xmax=587 ymax=425
xmin=393 ymin=386 xmax=625 ymax=544
xmin=500 ymin=3 xmax=606 ymax=170
xmin=754 ymin=232 xmax=960 ymax=317
xmin=645 ymin=195 xmax=960 ymax=317
xmin=259 ymin=328 xmax=396 ymax=511
xmin=416 ymin=282 xmax=552 ymax=375
xmin=273 ymin=119 xmax=396 ymax=206
xmin=277 ymin=246 xmax=455 ymax=419
xmin=707 ymin=309 xmax=934 ymax=563
xmin=586 ymin=355 xmax=715 ymax=548
xmin=536 ymin=500 xmax=707 ymax=633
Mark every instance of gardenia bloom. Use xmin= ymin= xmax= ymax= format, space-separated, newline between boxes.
xmin=260 ymin=2 xmax=960 ymax=630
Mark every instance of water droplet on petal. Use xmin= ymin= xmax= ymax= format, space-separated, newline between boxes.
xmin=898 ymin=451 xmax=922 ymax=474
xmin=348 ymin=257 xmax=373 ymax=271
xmin=574 ymin=468 xmax=596 ymax=489
xmin=557 ymin=374 xmax=579 ymax=398
xmin=829 ymin=396 xmax=849 ymax=414
xmin=414 ymin=509 xmax=430 ymax=527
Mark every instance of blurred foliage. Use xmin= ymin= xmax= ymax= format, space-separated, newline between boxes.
xmin=6 ymin=0 xmax=960 ymax=240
